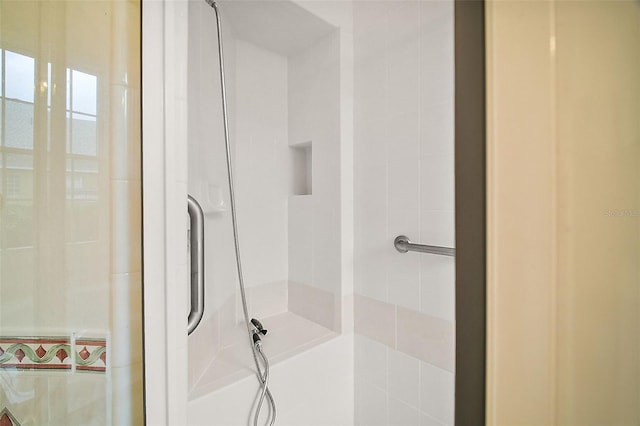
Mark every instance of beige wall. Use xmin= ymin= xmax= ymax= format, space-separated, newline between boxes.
xmin=487 ymin=0 xmax=640 ymax=424
xmin=486 ymin=1 xmax=557 ymax=423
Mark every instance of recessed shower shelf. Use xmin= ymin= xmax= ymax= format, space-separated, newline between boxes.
xmin=189 ymin=311 xmax=336 ymax=400
xmin=290 ymin=142 xmax=312 ymax=196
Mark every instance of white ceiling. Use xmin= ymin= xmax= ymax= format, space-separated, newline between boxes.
xmin=218 ymin=0 xmax=336 ymax=57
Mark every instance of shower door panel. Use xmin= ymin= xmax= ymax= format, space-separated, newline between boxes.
xmin=0 ymin=1 xmax=143 ymax=424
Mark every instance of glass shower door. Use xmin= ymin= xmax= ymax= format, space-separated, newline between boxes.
xmin=0 ymin=1 xmax=143 ymax=424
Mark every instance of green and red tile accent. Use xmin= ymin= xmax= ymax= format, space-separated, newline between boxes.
xmin=0 ymin=337 xmax=107 ymax=373
xmin=0 ymin=408 xmax=20 ymax=426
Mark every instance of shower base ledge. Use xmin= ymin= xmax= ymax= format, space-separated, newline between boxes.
xmin=189 ymin=311 xmax=337 ymax=400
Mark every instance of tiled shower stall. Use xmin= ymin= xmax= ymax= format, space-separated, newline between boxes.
xmin=180 ymin=0 xmax=456 ymax=424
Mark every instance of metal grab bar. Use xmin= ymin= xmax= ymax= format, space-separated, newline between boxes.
xmin=394 ymin=235 xmax=455 ymax=257
xmin=188 ymin=195 xmax=205 ymax=335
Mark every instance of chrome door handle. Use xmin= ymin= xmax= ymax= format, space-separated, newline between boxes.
xmin=187 ymin=195 xmax=205 ymax=335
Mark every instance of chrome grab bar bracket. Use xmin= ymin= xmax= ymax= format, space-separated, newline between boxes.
xmin=188 ymin=195 xmax=205 ymax=335
xmin=394 ymin=235 xmax=455 ymax=257
xmin=394 ymin=235 xmax=411 ymax=253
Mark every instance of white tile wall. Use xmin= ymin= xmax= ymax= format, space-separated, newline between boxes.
xmin=244 ymin=280 xmax=288 ymax=320
xmin=235 ymin=40 xmax=289 ymax=289
xmin=388 ymin=349 xmax=420 ymax=409
xmin=389 ymin=397 xmax=422 ymax=426
xmin=187 ymin=0 xmax=238 ymax=320
xmin=420 ymin=255 xmax=455 ymax=322
xmin=354 ymin=0 xmax=455 ymax=308
xmin=288 ymin=195 xmax=314 ymax=285
xmin=420 ymin=360 xmax=455 ymax=425
xmin=387 ymin=208 xmax=421 ymax=311
xmin=355 ymin=334 xmax=454 ymax=426
xmin=355 ymin=380 xmax=388 ymax=426
xmin=289 ymin=30 xmax=342 ymax=300
xmin=354 ymin=164 xmax=389 ymax=303
xmin=354 ymin=0 xmax=455 ymax=424
xmin=355 ymin=331 xmax=388 ymax=390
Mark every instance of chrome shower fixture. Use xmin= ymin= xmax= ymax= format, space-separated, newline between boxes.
xmin=251 ymin=318 xmax=268 ymax=336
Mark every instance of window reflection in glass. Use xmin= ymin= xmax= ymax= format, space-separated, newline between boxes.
xmin=0 ymin=48 xmax=100 ymax=247
xmin=71 ymin=70 xmax=97 ymax=115
xmin=1 ymin=49 xmax=35 ymax=249
xmin=5 ymin=51 xmax=35 ymax=103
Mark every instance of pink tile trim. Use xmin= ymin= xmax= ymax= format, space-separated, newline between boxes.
xmin=354 ymin=294 xmax=396 ymax=348
xmin=289 ymin=281 xmax=337 ymax=331
xmin=354 ymin=294 xmax=455 ymax=372
xmin=396 ymin=307 xmax=454 ymax=372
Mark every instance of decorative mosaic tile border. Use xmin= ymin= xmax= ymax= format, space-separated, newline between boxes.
xmin=0 ymin=408 xmax=21 ymax=426
xmin=75 ymin=338 xmax=108 ymax=373
xmin=0 ymin=337 xmax=107 ymax=373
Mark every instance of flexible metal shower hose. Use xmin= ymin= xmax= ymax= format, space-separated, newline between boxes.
xmin=207 ymin=1 xmax=277 ymax=424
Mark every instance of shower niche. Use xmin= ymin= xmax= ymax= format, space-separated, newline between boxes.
xmin=187 ymin=0 xmax=346 ymax=398
xmin=290 ymin=141 xmax=312 ymax=196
